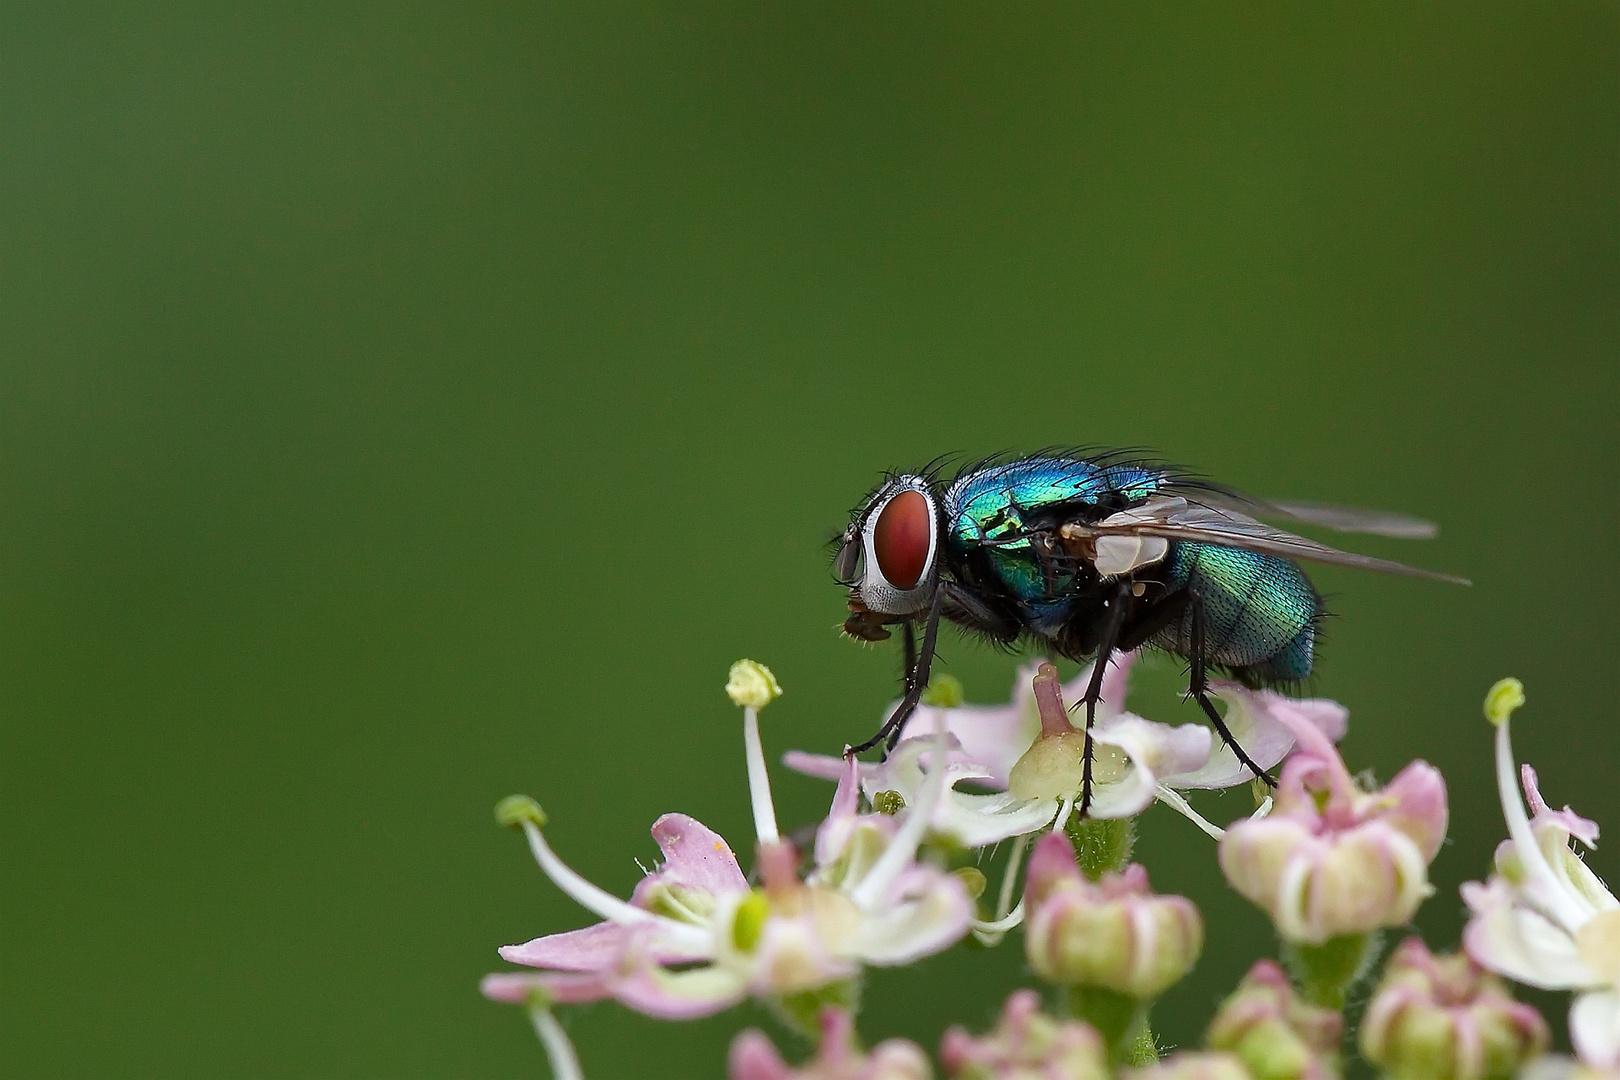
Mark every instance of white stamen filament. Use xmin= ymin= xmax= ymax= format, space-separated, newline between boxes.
xmin=1155 ymin=785 xmax=1225 ymax=840
xmin=529 ymin=1004 xmax=585 ymax=1080
xmin=1495 ymin=717 xmax=1590 ymax=931
xmin=973 ymin=835 xmax=1029 ymax=946
xmin=743 ymin=705 xmax=780 ymax=844
xmin=520 ymin=821 xmax=710 ymax=951
xmin=850 ymin=717 xmax=950 ymax=910
xmin=970 ymin=898 xmax=1026 ymax=937
xmin=1052 ymin=795 xmax=1075 ymax=834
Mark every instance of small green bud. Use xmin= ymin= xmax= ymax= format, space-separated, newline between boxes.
xmin=1484 ymin=678 xmax=1525 ymax=727
xmin=495 ymin=795 xmax=547 ymax=829
xmin=953 ymin=866 xmax=988 ymax=900
xmin=732 ymin=890 xmax=770 ymax=952
xmin=726 ymin=659 xmax=782 ymax=709
xmin=871 ymin=789 xmax=906 ymax=815
xmin=922 ymin=673 xmax=965 ymax=708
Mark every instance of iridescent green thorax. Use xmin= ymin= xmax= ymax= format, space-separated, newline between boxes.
xmin=944 ymin=457 xmax=1168 ymax=604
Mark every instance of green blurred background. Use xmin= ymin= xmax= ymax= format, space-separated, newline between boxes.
xmin=1 ymin=3 xmax=1615 ymax=1077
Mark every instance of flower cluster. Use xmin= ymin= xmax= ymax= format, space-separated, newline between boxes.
xmin=480 ymin=661 xmax=1612 ymax=1080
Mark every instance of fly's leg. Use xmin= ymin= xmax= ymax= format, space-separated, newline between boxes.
xmin=849 ymin=588 xmax=943 ymax=756
xmin=1188 ymin=589 xmax=1276 ymax=788
xmin=902 ymin=620 xmax=918 ymax=694
xmin=887 ymin=621 xmax=919 ymax=754
xmin=1077 ymin=581 xmax=1133 ymax=818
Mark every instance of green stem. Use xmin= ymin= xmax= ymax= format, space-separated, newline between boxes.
xmin=771 ymin=979 xmax=861 ymax=1038
xmin=1068 ymin=986 xmax=1153 ymax=1066
xmin=1283 ymin=932 xmax=1381 ymax=1010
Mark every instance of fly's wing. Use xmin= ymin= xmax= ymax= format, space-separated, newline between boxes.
xmin=1074 ymin=497 xmax=1470 ymax=584
xmin=1170 ymin=487 xmax=1440 ymax=539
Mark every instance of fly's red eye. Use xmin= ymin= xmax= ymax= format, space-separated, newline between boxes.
xmin=873 ymin=489 xmax=931 ymax=589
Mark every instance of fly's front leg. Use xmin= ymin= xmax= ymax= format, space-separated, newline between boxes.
xmin=1077 ymin=581 xmax=1133 ymax=817
xmin=1188 ymin=589 xmax=1276 ymax=788
xmin=850 ymin=588 xmax=943 ymax=756
xmin=902 ymin=620 xmax=917 ymax=695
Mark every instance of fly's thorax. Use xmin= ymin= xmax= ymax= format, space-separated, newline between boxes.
xmin=836 ymin=476 xmax=941 ymax=616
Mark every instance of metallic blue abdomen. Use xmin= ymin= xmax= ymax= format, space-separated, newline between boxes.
xmin=1156 ymin=542 xmax=1320 ymax=682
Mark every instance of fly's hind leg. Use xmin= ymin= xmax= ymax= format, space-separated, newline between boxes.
xmin=1187 ymin=589 xmax=1277 ymax=788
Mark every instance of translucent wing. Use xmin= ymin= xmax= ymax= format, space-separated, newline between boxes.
xmin=1065 ymin=497 xmax=1470 ymax=584
xmin=1171 ymin=488 xmax=1440 ymax=539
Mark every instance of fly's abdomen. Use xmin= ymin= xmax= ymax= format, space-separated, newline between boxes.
xmin=1156 ymin=542 xmax=1321 ymax=684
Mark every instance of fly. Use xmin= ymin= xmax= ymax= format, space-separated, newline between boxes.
xmin=831 ymin=451 xmax=1468 ymax=816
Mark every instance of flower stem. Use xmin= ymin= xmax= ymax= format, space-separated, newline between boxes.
xmin=1064 ymin=815 xmax=1137 ymax=881
xmin=1283 ymin=932 xmax=1380 ymax=1010
xmin=1067 ymin=986 xmax=1151 ymax=1066
xmin=528 ymin=1005 xmax=584 ymax=1080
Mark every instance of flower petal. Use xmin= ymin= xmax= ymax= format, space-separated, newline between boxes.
xmin=627 ymin=813 xmax=749 ymax=908
xmin=1571 ymin=988 xmax=1620 ymax=1071
xmin=849 ymin=866 xmax=973 ymax=965
xmin=1524 ymin=765 xmax=1601 ymax=849
xmin=1167 ymin=685 xmax=1346 ymax=790
xmin=1462 ymin=879 xmax=1599 ymax=990
xmin=480 ymin=970 xmax=615 ymax=1006
xmin=500 ymin=922 xmax=642 ymax=971
xmin=1088 ymin=713 xmax=1212 ymax=819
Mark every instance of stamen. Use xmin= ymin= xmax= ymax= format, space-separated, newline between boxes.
xmin=528 ymin=1004 xmax=584 ymax=1080
xmin=970 ymin=898 xmax=1026 ymax=937
xmin=1493 ymin=717 xmax=1588 ymax=931
xmin=1052 ymin=794 xmax=1075 ymax=834
xmin=1155 ymin=785 xmax=1226 ymax=840
xmin=973 ymin=835 xmax=1030 ymax=947
xmin=519 ymin=821 xmax=709 ymax=951
xmin=743 ymin=706 xmax=781 ymax=844
xmin=850 ymin=715 xmax=949 ymax=910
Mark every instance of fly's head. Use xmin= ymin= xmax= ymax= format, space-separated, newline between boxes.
xmin=833 ymin=475 xmax=941 ymax=636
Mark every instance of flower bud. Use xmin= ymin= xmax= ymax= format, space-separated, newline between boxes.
xmin=728 ymin=659 xmax=783 ymax=709
xmin=940 ymin=989 xmax=1107 ymax=1080
xmin=1123 ymin=1051 xmax=1254 ymax=1080
xmin=1218 ymin=723 xmax=1447 ymax=944
xmin=1024 ymin=833 xmax=1203 ymax=999
xmin=1359 ymin=938 xmax=1549 ymax=1080
xmin=730 ymin=1007 xmax=932 ymax=1080
xmin=1205 ymin=960 xmax=1343 ymax=1080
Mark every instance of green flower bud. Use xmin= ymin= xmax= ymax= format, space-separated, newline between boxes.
xmin=1360 ymin=938 xmax=1549 ymax=1080
xmin=1206 ymin=960 xmax=1343 ymax=1080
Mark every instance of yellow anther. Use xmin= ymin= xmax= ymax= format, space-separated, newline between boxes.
xmin=726 ymin=660 xmax=782 ymax=709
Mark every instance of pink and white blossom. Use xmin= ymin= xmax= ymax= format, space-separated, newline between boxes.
xmin=1022 ymin=832 xmax=1203 ymax=999
xmin=1218 ymin=695 xmax=1448 ymax=945
xmin=786 ymin=653 xmax=1348 ymax=847
xmin=482 ymin=662 xmax=973 ymax=1022
xmin=1462 ymin=680 xmax=1620 ymax=1073
xmin=939 ymin=989 xmax=1107 ymax=1080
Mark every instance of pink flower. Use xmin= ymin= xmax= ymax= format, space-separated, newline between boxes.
xmin=1360 ymin=937 xmax=1549 ymax=1080
xmin=1022 ymin=832 xmax=1203 ymax=999
xmin=482 ymin=663 xmax=973 ymax=1023
xmin=1462 ymin=680 xmax=1620 ymax=1073
xmin=730 ymin=1008 xmax=932 ymax=1080
xmin=1217 ymin=694 xmax=1447 ymax=944
xmin=939 ymin=989 xmax=1107 ymax=1080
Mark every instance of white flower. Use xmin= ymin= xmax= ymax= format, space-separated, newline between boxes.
xmin=1462 ymin=679 xmax=1620 ymax=1072
xmin=483 ymin=662 xmax=972 ymax=1024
